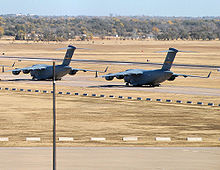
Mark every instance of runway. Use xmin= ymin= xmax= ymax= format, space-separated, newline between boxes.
xmin=0 ymin=147 xmax=219 ymax=170
xmin=1 ymin=55 xmax=220 ymax=69
xmin=1 ymin=74 xmax=220 ymax=97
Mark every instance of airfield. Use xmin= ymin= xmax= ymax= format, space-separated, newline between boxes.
xmin=0 ymin=39 xmax=220 ymax=148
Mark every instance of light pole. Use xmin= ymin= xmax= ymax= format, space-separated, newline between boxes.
xmin=52 ymin=61 xmax=56 ymax=170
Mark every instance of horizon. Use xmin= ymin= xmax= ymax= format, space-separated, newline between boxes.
xmin=1 ymin=14 xmax=220 ymax=19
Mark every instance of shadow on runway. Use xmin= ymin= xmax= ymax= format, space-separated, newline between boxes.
xmin=1 ymin=79 xmax=33 ymax=82
xmin=89 ymin=85 xmax=126 ymax=88
xmin=1 ymin=79 xmax=52 ymax=82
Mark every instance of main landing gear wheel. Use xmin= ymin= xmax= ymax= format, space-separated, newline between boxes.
xmin=149 ymin=84 xmax=160 ymax=87
xmin=125 ymin=82 xmax=130 ymax=86
xmin=154 ymin=84 xmax=161 ymax=87
xmin=133 ymin=84 xmax=142 ymax=87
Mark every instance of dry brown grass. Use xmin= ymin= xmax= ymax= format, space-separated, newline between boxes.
xmin=0 ymin=90 xmax=220 ymax=147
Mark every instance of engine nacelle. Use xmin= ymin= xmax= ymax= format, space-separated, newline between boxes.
xmin=116 ymin=75 xmax=124 ymax=79
xmin=23 ymin=70 xmax=30 ymax=74
xmin=69 ymin=70 xmax=78 ymax=75
xmin=12 ymin=70 xmax=21 ymax=75
xmin=105 ymin=76 xmax=114 ymax=81
xmin=168 ymin=75 xmax=176 ymax=81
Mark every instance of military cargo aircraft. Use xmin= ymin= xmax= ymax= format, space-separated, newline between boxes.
xmin=7 ymin=45 xmax=107 ymax=80
xmin=101 ymin=48 xmax=211 ymax=87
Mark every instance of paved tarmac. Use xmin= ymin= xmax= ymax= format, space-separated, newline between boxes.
xmin=1 ymin=75 xmax=220 ymax=97
xmin=1 ymin=55 xmax=220 ymax=69
xmin=0 ymin=147 xmax=220 ymax=170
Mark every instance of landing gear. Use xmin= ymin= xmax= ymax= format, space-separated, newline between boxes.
xmin=133 ymin=84 xmax=142 ymax=87
xmin=154 ymin=84 xmax=161 ymax=87
xmin=125 ymin=82 xmax=130 ymax=86
xmin=149 ymin=84 xmax=160 ymax=87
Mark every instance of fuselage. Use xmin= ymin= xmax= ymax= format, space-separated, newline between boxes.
xmin=123 ymin=69 xmax=173 ymax=86
xmin=30 ymin=64 xmax=71 ymax=80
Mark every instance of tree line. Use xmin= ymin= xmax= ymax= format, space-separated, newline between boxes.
xmin=0 ymin=15 xmax=220 ymax=41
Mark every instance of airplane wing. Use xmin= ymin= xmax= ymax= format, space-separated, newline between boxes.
xmin=173 ymin=71 xmax=211 ymax=78
xmin=21 ymin=65 xmax=47 ymax=71
xmin=0 ymin=65 xmax=12 ymax=67
xmin=6 ymin=65 xmax=47 ymax=72
xmin=70 ymin=67 xmax=108 ymax=77
xmin=102 ymin=69 xmax=144 ymax=78
xmin=72 ymin=66 xmax=108 ymax=73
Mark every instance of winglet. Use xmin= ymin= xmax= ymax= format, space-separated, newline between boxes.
xmin=12 ymin=62 xmax=15 ymax=67
xmin=95 ymin=67 xmax=109 ymax=78
xmin=207 ymin=71 xmax=211 ymax=78
xmin=200 ymin=71 xmax=212 ymax=78
xmin=104 ymin=66 xmax=108 ymax=73
xmin=95 ymin=71 xmax=98 ymax=78
xmin=98 ymin=66 xmax=109 ymax=73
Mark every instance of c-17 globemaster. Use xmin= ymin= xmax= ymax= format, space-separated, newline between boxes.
xmin=102 ymin=48 xmax=211 ymax=87
xmin=8 ymin=45 xmax=107 ymax=80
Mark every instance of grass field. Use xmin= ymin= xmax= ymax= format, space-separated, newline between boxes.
xmin=0 ymin=39 xmax=220 ymax=146
xmin=0 ymin=90 xmax=220 ymax=147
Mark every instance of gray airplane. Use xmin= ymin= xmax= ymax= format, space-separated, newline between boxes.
xmin=9 ymin=45 xmax=107 ymax=80
xmin=102 ymin=48 xmax=211 ymax=86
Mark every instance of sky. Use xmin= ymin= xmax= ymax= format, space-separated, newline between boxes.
xmin=0 ymin=0 xmax=220 ymax=17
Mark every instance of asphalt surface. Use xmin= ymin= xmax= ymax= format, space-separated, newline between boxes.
xmin=1 ymin=74 xmax=220 ymax=97
xmin=0 ymin=147 xmax=219 ymax=170
xmin=1 ymin=55 xmax=220 ymax=69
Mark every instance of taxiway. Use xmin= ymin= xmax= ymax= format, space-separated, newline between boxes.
xmin=1 ymin=74 xmax=220 ymax=97
xmin=0 ymin=147 xmax=220 ymax=170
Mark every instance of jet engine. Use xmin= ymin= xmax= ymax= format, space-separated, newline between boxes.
xmin=23 ymin=70 xmax=30 ymax=74
xmin=116 ymin=75 xmax=124 ymax=79
xmin=168 ymin=75 xmax=176 ymax=81
xmin=12 ymin=70 xmax=21 ymax=75
xmin=105 ymin=76 xmax=114 ymax=81
xmin=69 ymin=70 xmax=78 ymax=75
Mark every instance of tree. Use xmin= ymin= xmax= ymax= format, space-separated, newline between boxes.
xmin=15 ymin=30 xmax=25 ymax=40
xmin=152 ymin=26 xmax=159 ymax=33
xmin=0 ymin=27 xmax=4 ymax=38
xmin=0 ymin=15 xmax=220 ymax=41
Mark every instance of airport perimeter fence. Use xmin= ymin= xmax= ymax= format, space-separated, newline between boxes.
xmin=0 ymin=86 xmax=220 ymax=107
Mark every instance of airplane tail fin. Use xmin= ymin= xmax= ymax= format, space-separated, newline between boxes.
xmin=62 ymin=45 xmax=76 ymax=66
xmin=161 ymin=48 xmax=178 ymax=71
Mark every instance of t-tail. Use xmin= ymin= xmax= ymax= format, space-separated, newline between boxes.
xmin=62 ymin=45 xmax=76 ymax=66
xmin=161 ymin=48 xmax=178 ymax=71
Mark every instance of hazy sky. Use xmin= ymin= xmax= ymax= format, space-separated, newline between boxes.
xmin=0 ymin=0 xmax=220 ymax=17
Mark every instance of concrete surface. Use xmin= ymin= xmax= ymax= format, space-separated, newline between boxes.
xmin=0 ymin=147 xmax=220 ymax=170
